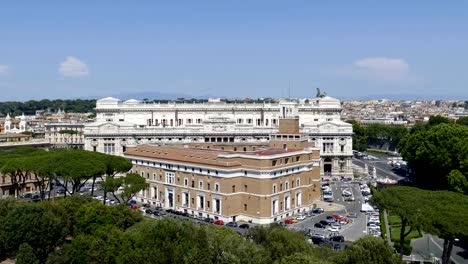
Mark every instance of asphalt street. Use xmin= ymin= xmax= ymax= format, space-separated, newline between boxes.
xmin=352 ymin=157 xmax=404 ymax=181
xmin=289 ymin=180 xmax=369 ymax=242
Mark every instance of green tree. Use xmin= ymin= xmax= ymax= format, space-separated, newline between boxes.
xmin=74 ymin=202 xmax=142 ymax=235
xmin=248 ymin=224 xmax=319 ymax=263
xmin=428 ymin=115 xmax=451 ymax=126
xmin=347 ymin=120 xmax=368 ymax=151
xmin=371 ymin=187 xmax=424 ymax=258
xmin=334 ymin=236 xmax=401 ymax=264
xmin=98 ymin=154 xmax=132 ymax=205
xmin=118 ymin=173 xmax=149 ymax=204
xmin=399 ymin=123 xmax=468 ymax=188
xmin=447 ymin=169 xmax=468 ymax=194
xmin=423 ymin=190 xmax=468 ymax=264
xmin=48 ymin=149 xmax=107 ymax=194
xmin=0 ymin=203 xmax=66 ymax=262
xmin=16 ymin=243 xmax=40 ymax=264
xmin=456 ymin=116 xmax=468 ymax=126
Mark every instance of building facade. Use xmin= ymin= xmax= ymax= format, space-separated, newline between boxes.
xmin=85 ymin=96 xmax=353 ymax=178
xmin=125 ymin=118 xmax=322 ymax=224
xmin=45 ymin=123 xmax=85 ymax=149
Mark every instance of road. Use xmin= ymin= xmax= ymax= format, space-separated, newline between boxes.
xmin=354 ymin=154 xmax=467 ymax=263
xmin=353 ymin=157 xmax=404 ymax=181
xmin=290 ymin=180 xmax=369 ymax=242
xmin=411 ymin=234 xmax=468 ymax=264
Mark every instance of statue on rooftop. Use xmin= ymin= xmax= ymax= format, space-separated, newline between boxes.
xmin=316 ymin=88 xmax=327 ymax=98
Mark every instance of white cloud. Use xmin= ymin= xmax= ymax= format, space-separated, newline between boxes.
xmin=0 ymin=64 xmax=10 ymax=75
xmin=354 ymin=57 xmax=409 ymax=72
xmin=59 ymin=56 xmax=90 ymax=77
xmin=335 ymin=57 xmax=411 ymax=82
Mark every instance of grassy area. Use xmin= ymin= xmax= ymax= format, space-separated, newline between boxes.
xmin=390 ymin=226 xmax=421 ymax=242
xmin=388 ymin=213 xmax=422 ymax=242
xmin=388 ymin=215 xmax=402 ymax=226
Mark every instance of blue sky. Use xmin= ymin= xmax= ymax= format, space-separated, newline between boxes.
xmin=0 ymin=1 xmax=467 ymax=101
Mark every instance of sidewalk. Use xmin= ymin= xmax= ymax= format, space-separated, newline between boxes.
xmin=383 ymin=209 xmax=392 ymax=245
xmin=313 ymin=199 xmax=345 ymax=212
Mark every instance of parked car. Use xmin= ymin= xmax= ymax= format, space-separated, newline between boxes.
xmin=204 ymin=217 xmax=215 ymax=223
xmin=239 ymin=223 xmax=250 ymax=229
xmin=319 ymin=220 xmax=329 ymax=226
xmin=296 ymin=214 xmax=306 ymax=221
xmin=226 ymin=222 xmax=238 ymax=227
xmin=330 ymin=235 xmax=345 ymax=242
xmin=145 ymin=209 xmax=153 ymax=214
xmin=327 ymin=226 xmax=340 ymax=232
xmin=312 ymin=208 xmax=324 ymax=214
xmin=314 ymin=223 xmax=325 ymax=228
xmin=22 ymin=193 xmax=33 ymax=199
xmin=311 ymin=236 xmax=327 ymax=245
xmin=342 ymin=190 xmax=352 ymax=197
xmin=284 ymin=219 xmax=294 ymax=225
xmin=333 ymin=244 xmax=342 ymax=251
xmin=214 ymin=220 xmax=224 ymax=225
xmin=311 ymin=233 xmax=326 ymax=239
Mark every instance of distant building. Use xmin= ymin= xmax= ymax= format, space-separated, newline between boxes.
xmin=3 ymin=113 xmax=29 ymax=133
xmin=360 ymin=117 xmax=407 ymax=126
xmin=44 ymin=123 xmax=85 ymax=149
xmin=85 ymin=95 xmax=353 ymax=178
xmin=125 ymin=118 xmax=321 ymax=224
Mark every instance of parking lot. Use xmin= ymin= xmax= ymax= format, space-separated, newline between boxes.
xmin=284 ymin=179 xmax=377 ymax=247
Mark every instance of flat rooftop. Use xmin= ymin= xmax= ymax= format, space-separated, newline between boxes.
xmin=124 ymin=144 xmax=304 ymax=167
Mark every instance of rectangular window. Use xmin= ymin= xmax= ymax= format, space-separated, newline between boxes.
xmin=215 ymin=184 xmax=220 ymax=192
xmin=207 ymin=183 xmax=210 ymax=190
xmin=247 ymin=118 xmax=252 ymax=124
xmin=199 ymin=181 xmax=203 ymax=189
xmin=244 ymin=204 xmax=247 ymax=211
xmin=103 ymin=143 xmax=115 ymax=154
xmin=184 ymin=178 xmax=188 ymax=187
xmin=244 ymin=185 xmax=248 ymax=192
xmin=165 ymin=172 xmax=175 ymax=184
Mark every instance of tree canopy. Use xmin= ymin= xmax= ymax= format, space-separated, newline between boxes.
xmin=398 ymin=123 xmax=468 ymax=189
xmin=0 ymin=99 xmax=96 ymax=116
xmin=371 ymin=186 xmax=468 ymax=264
xmin=0 ymin=195 xmax=405 ymax=264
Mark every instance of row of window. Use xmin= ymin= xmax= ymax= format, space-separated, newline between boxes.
xmin=141 ymin=118 xmax=282 ymax=127
xmin=141 ymin=171 xmax=222 ymax=192
xmin=272 ymin=178 xmax=301 ymax=194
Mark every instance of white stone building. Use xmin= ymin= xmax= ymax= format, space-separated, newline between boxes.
xmin=84 ymin=96 xmax=353 ymax=178
xmin=3 ymin=113 xmax=29 ymax=133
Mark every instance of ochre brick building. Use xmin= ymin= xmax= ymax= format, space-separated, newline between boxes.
xmin=125 ymin=118 xmax=322 ymax=224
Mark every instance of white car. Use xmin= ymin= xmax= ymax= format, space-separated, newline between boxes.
xmin=327 ymin=226 xmax=340 ymax=232
xmin=296 ymin=214 xmax=306 ymax=221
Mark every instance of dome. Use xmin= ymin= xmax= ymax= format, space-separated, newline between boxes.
xmin=123 ymin=99 xmax=141 ymax=104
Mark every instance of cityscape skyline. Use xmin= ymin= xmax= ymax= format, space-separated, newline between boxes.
xmin=1 ymin=1 xmax=468 ymax=101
